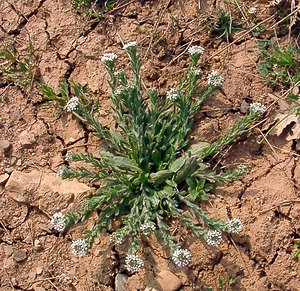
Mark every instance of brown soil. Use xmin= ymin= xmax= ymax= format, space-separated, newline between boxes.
xmin=1 ymin=0 xmax=300 ymax=290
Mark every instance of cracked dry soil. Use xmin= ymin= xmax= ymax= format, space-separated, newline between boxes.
xmin=0 ymin=0 xmax=300 ymax=290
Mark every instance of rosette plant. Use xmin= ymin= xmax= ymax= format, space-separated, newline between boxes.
xmin=54 ymin=42 xmax=266 ymax=271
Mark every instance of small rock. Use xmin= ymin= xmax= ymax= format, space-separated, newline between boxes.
xmin=11 ymin=157 xmax=17 ymax=165
xmin=36 ymin=267 xmax=43 ymax=275
xmin=16 ymin=159 xmax=22 ymax=166
xmin=115 ymin=274 xmax=128 ymax=291
xmin=145 ymin=287 xmax=159 ymax=291
xmin=156 ymin=270 xmax=182 ymax=291
xmin=0 ymin=139 xmax=12 ymax=155
xmin=0 ymin=173 xmax=9 ymax=186
xmin=5 ymin=166 xmax=14 ymax=174
xmin=240 ymin=100 xmax=249 ymax=114
xmin=13 ymin=250 xmax=27 ymax=262
xmin=19 ymin=130 xmax=36 ymax=147
xmin=3 ymin=245 xmax=14 ymax=257
xmin=34 ymin=287 xmax=46 ymax=291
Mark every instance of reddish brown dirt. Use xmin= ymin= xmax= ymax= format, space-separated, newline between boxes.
xmin=1 ymin=0 xmax=300 ymax=290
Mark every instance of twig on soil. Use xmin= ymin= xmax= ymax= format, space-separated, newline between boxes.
xmin=48 ymin=279 xmax=61 ymax=291
xmin=257 ymin=127 xmax=298 ymax=193
xmin=228 ymin=236 xmax=251 ymax=275
xmin=144 ymin=0 xmax=172 ymax=59
xmin=62 ymin=143 xmax=99 ymax=151
xmin=259 ymin=200 xmax=300 ymax=214
xmin=4 ymin=269 xmax=17 ymax=290
xmin=269 ymin=5 xmax=300 ymax=30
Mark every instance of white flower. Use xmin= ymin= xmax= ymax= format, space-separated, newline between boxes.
xmin=140 ymin=222 xmax=156 ymax=236
xmin=70 ymin=239 xmax=88 ymax=257
xmin=51 ymin=212 xmax=67 ymax=232
xmin=188 ymin=45 xmax=205 ymax=56
xmin=101 ymin=52 xmax=118 ymax=63
xmin=123 ymin=41 xmax=137 ymax=50
xmin=193 ymin=68 xmax=202 ymax=76
xmin=172 ymin=248 xmax=192 ymax=268
xmin=225 ymin=218 xmax=243 ymax=234
xmin=110 ymin=232 xmax=124 ymax=245
xmin=166 ymin=88 xmax=179 ymax=100
xmin=125 ymin=254 xmax=144 ymax=273
xmin=57 ymin=165 xmax=67 ymax=177
xmin=65 ymin=97 xmax=79 ymax=112
xmin=236 ymin=164 xmax=248 ymax=176
xmin=65 ymin=151 xmax=74 ymax=162
xmin=207 ymin=70 xmax=224 ymax=87
xmin=249 ymin=102 xmax=267 ymax=115
xmin=205 ymin=230 xmax=222 ymax=246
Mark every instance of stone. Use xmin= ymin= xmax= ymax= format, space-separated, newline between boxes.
xmin=13 ymin=250 xmax=27 ymax=262
xmin=115 ymin=274 xmax=128 ymax=291
xmin=156 ymin=270 xmax=182 ymax=291
xmin=36 ymin=267 xmax=43 ymax=275
xmin=0 ymin=173 xmax=9 ymax=186
xmin=145 ymin=287 xmax=159 ymax=291
xmin=3 ymin=245 xmax=14 ymax=257
xmin=4 ymin=166 xmax=14 ymax=174
xmin=19 ymin=130 xmax=36 ymax=147
xmin=5 ymin=170 xmax=91 ymax=210
xmin=0 ymin=139 xmax=12 ymax=155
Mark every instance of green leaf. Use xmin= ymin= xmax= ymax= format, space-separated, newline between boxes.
xmin=169 ymin=157 xmax=185 ymax=173
xmin=218 ymin=276 xmax=224 ymax=289
xmin=188 ymin=141 xmax=210 ymax=156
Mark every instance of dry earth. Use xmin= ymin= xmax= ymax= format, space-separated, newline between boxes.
xmin=0 ymin=0 xmax=300 ymax=290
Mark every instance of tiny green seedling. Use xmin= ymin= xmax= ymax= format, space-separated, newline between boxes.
xmin=71 ymin=0 xmax=117 ymax=18
xmin=206 ymin=275 xmax=236 ymax=291
xmin=0 ymin=42 xmax=37 ymax=90
xmin=257 ymin=39 xmax=300 ymax=90
xmin=207 ymin=5 xmax=242 ymax=42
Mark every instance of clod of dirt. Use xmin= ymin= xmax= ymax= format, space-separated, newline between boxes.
xmin=0 ymin=139 xmax=12 ymax=156
xmin=4 ymin=166 xmax=14 ymax=174
xmin=156 ymin=270 xmax=182 ymax=291
xmin=115 ymin=273 xmax=128 ymax=291
xmin=18 ymin=130 xmax=36 ymax=147
xmin=96 ymin=256 xmax=118 ymax=286
xmin=5 ymin=170 xmax=91 ymax=211
xmin=0 ymin=173 xmax=9 ymax=186
xmin=3 ymin=245 xmax=14 ymax=257
xmin=13 ymin=250 xmax=27 ymax=262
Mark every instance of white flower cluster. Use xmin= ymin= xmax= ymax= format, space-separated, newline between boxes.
xmin=205 ymin=230 xmax=222 ymax=246
xmin=57 ymin=165 xmax=67 ymax=177
xmin=125 ymin=254 xmax=144 ymax=273
xmin=51 ymin=212 xmax=67 ymax=232
xmin=101 ymin=52 xmax=118 ymax=63
xmin=193 ymin=68 xmax=202 ymax=76
xmin=207 ymin=70 xmax=224 ymax=87
xmin=188 ymin=45 xmax=205 ymax=56
xmin=70 ymin=239 xmax=88 ymax=257
xmin=166 ymin=88 xmax=179 ymax=101
xmin=110 ymin=232 xmax=124 ymax=245
xmin=140 ymin=222 xmax=156 ymax=236
xmin=123 ymin=41 xmax=137 ymax=50
xmin=249 ymin=102 xmax=267 ymax=115
xmin=236 ymin=164 xmax=248 ymax=176
xmin=225 ymin=218 xmax=243 ymax=234
xmin=65 ymin=97 xmax=79 ymax=112
xmin=172 ymin=248 xmax=192 ymax=268
xmin=65 ymin=151 xmax=74 ymax=162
